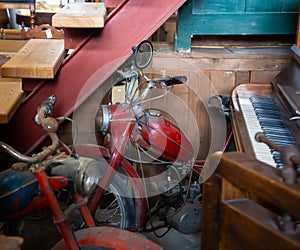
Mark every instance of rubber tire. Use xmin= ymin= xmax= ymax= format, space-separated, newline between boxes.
xmin=93 ymin=163 xmax=136 ymax=230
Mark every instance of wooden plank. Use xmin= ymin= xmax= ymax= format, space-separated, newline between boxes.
xmin=52 ymin=2 xmax=106 ymax=28
xmin=296 ymin=6 xmax=300 ymax=48
xmin=1 ymin=39 xmax=65 ymax=79
xmin=0 ymin=78 xmax=23 ymax=124
xmin=221 ymin=199 xmax=300 ymax=250
xmin=201 ymin=173 xmax=222 ymax=250
xmin=0 ymin=40 xmax=28 ymax=55
xmin=235 ymin=70 xmax=250 ymax=85
xmin=206 ymin=70 xmax=235 ymax=95
xmin=250 ymin=70 xmax=280 ymax=82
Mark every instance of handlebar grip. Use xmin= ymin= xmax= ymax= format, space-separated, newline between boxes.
xmin=161 ymin=76 xmax=187 ymax=86
xmin=40 ymin=95 xmax=57 ymax=116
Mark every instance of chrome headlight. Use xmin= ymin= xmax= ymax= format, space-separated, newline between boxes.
xmin=95 ymin=105 xmax=111 ymax=132
xmin=50 ymin=156 xmax=102 ymax=197
xmin=74 ymin=157 xmax=102 ymax=197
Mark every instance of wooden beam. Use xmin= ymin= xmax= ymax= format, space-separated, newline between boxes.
xmin=296 ymin=5 xmax=300 ymax=47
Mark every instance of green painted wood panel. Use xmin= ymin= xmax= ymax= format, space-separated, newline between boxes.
xmin=178 ymin=13 xmax=297 ymax=35
xmin=245 ymin=0 xmax=281 ymax=12
xmin=175 ymin=0 xmax=300 ymax=52
xmin=282 ymin=0 xmax=300 ymax=11
xmin=192 ymin=0 xmax=245 ymax=14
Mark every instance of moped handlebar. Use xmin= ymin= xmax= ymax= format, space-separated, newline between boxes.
xmin=35 ymin=95 xmax=57 ymax=125
xmin=154 ymin=75 xmax=187 ymax=87
xmin=0 ymin=95 xmax=60 ymax=166
xmin=133 ymin=75 xmax=187 ymax=105
xmin=125 ymin=71 xmax=139 ymax=102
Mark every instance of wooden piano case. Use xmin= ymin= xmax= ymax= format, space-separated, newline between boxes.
xmin=201 ymin=152 xmax=300 ymax=250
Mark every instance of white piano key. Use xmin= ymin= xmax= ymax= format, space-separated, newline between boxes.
xmin=239 ymin=98 xmax=277 ymax=167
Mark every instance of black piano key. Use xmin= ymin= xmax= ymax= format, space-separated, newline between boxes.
xmin=249 ymin=96 xmax=297 ymax=169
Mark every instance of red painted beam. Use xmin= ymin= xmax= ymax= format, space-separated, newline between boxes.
xmin=105 ymin=0 xmax=123 ymax=8
xmin=0 ymin=0 xmax=187 ymax=167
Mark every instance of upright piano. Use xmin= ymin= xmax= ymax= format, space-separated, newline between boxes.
xmin=231 ymin=44 xmax=300 ymax=170
xmin=201 ymin=45 xmax=300 ymax=250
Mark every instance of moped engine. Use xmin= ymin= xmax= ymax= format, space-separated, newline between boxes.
xmin=166 ymin=198 xmax=202 ymax=234
xmin=156 ymin=180 xmax=202 ymax=234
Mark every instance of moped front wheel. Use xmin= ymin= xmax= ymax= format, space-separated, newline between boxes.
xmin=93 ymin=165 xmax=136 ymax=230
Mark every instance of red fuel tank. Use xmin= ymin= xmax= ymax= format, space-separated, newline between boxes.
xmin=132 ymin=110 xmax=194 ymax=163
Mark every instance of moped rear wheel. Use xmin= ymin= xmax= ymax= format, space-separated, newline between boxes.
xmin=93 ymin=165 xmax=136 ymax=230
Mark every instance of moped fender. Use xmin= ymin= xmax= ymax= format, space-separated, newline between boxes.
xmin=52 ymin=227 xmax=163 ymax=250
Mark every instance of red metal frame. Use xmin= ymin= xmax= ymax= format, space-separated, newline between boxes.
xmin=0 ymin=0 xmax=187 ymax=167
xmin=35 ymin=171 xmax=79 ymax=250
xmin=89 ymin=121 xmax=137 ymax=217
xmin=72 ymin=194 xmax=95 ymax=228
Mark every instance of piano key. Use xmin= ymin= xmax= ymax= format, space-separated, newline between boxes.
xmin=249 ymin=96 xmax=297 ymax=168
xmin=239 ymin=98 xmax=277 ymax=167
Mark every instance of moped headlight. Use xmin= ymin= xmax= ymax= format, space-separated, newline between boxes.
xmin=50 ymin=155 xmax=104 ymax=197
xmin=95 ymin=105 xmax=111 ymax=132
xmin=74 ymin=157 xmax=102 ymax=197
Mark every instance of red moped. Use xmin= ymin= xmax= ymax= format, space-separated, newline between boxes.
xmin=73 ymin=40 xmax=203 ymax=235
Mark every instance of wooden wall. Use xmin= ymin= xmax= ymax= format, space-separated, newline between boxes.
xmin=144 ymin=46 xmax=292 ymax=159
xmin=59 ymin=46 xmax=292 ymax=161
